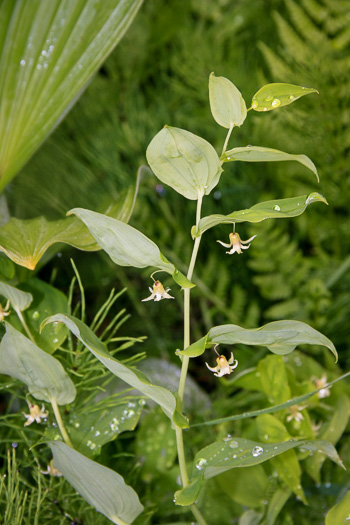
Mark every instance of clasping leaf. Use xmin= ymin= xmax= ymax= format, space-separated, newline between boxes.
xmin=209 ymin=72 xmax=247 ymax=128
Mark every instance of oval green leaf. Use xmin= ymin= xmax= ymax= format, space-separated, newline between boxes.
xmin=0 ymin=281 xmax=32 ymax=311
xmin=174 ymin=474 xmax=203 ymax=506
xmin=251 ymin=83 xmax=318 ymax=112
xmin=222 ymin=146 xmax=318 ymax=181
xmin=0 ymin=0 xmax=143 ymax=190
xmin=146 ymin=126 xmax=222 ymax=200
xmin=42 ymin=314 xmax=187 ymax=426
xmin=0 ymin=322 xmax=76 ymax=404
xmin=209 ymin=72 xmax=247 ymax=128
xmin=193 ymin=193 xmax=327 ymax=237
xmin=192 ymin=437 xmax=343 ymax=480
xmin=48 ymin=441 xmax=143 ymax=524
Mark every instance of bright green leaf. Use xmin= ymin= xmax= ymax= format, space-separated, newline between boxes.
xmin=222 ymin=146 xmax=318 ymax=181
xmin=209 ymin=72 xmax=247 ymax=128
xmin=325 ymin=490 xmax=350 ymax=525
xmin=0 ymin=281 xmax=32 ymax=311
xmin=217 ymin=465 xmax=269 ymax=509
xmin=251 ymin=83 xmax=318 ymax=112
xmin=258 ymin=355 xmax=291 ymax=405
xmin=174 ymin=475 xmax=203 ymax=506
xmin=48 ymin=441 xmax=143 ymax=524
xmin=42 ymin=314 xmax=186 ymax=425
xmin=0 ymin=0 xmax=143 ymax=190
xmin=192 ymin=437 xmax=343 ymax=480
xmin=146 ymin=126 xmax=222 ymax=200
xmin=193 ymin=193 xmax=327 ymax=237
xmin=0 ymin=322 xmax=76 ymax=404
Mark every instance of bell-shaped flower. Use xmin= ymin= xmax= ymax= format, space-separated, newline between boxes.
xmin=0 ymin=299 xmax=11 ymax=322
xmin=314 ymin=374 xmax=331 ymax=398
xmin=142 ymin=280 xmax=174 ymax=302
xmin=23 ymin=402 xmax=49 ymax=426
xmin=41 ymin=459 xmax=62 ymax=477
xmin=217 ymin=232 xmax=257 ymax=254
xmin=206 ymin=352 xmax=238 ymax=377
xmin=286 ymin=404 xmax=306 ymax=423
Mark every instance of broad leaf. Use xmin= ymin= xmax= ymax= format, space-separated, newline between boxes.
xmin=325 ymin=490 xmax=350 ymax=525
xmin=0 ymin=0 xmax=143 ymax=190
xmin=48 ymin=441 xmax=143 ymax=524
xmin=193 ymin=193 xmax=327 ymax=237
xmin=0 ymin=322 xmax=75 ymax=404
xmin=192 ymin=437 xmax=343 ymax=480
xmin=179 ymin=320 xmax=337 ymax=361
xmin=257 ymin=355 xmax=291 ymax=405
xmin=68 ymin=207 xmax=194 ymax=288
xmin=222 ymin=146 xmax=318 ymax=181
xmin=174 ymin=475 xmax=203 ymax=506
xmin=43 ymin=314 xmax=187 ymax=426
xmin=251 ymin=83 xmax=318 ymax=112
xmin=146 ymin=126 xmax=222 ymax=200
xmin=0 ymin=281 xmax=32 ymax=311
xmin=209 ymin=72 xmax=247 ymax=128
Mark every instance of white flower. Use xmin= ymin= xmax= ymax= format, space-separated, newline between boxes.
xmin=314 ymin=374 xmax=331 ymax=398
xmin=41 ymin=459 xmax=62 ymax=477
xmin=142 ymin=280 xmax=174 ymax=302
xmin=0 ymin=299 xmax=11 ymax=322
xmin=286 ymin=404 xmax=306 ymax=423
xmin=217 ymin=232 xmax=257 ymax=255
xmin=206 ymin=352 xmax=238 ymax=377
xmin=23 ymin=402 xmax=48 ymax=426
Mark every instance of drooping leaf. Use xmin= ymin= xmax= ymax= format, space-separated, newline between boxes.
xmin=179 ymin=320 xmax=337 ymax=361
xmin=193 ymin=193 xmax=327 ymax=237
xmin=0 ymin=0 xmax=143 ymax=190
xmin=48 ymin=441 xmax=143 ymax=524
xmin=146 ymin=126 xmax=222 ymax=200
xmin=222 ymin=146 xmax=318 ymax=181
xmin=192 ymin=437 xmax=343 ymax=480
xmin=209 ymin=72 xmax=247 ymax=128
xmin=42 ymin=314 xmax=187 ymax=426
xmin=68 ymin=207 xmax=194 ymax=287
xmin=0 ymin=281 xmax=32 ymax=311
xmin=251 ymin=83 xmax=318 ymax=112
xmin=325 ymin=490 xmax=350 ymax=525
xmin=0 ymin=322 xmax=76 ymax=404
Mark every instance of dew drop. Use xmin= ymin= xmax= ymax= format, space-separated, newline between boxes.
xmin=273 ymin=205 xmax=281 ymax=211
xmin=229 ymin=440 xmax=239 ymax=449
xmin=289 ymin=95 xmax=295 ymax=100
xmin=196 ymin=458 xmax=207 ymax=470
xmin=251 ymin=100 xmax=258 ymax=109
xmin=32 ymin=311 xmax=40 ymax=320
xmin=223 ymin=434 xmax=232 ymax=442
xmin=252 ymin=446 xmax=264 ymax=457
xmin=20 ymin=59 xmax=26 ymax=66
xmin=272 ymin=98 xmax=281 ymax=108
xmin=264 ymin=95 xmax=273 ymax=102
xmin=53 ymin=338 xmax=59 ymax=344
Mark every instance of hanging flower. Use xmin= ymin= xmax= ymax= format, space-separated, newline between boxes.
xmin=41 ymin=459 xmax=62 ymax=477
xmin=286 ymin=404 xmax=306 ymax=423
xmin=0 ymin=299 xmax=11 ymax=322
xmin=206 ymin=352 xmax=238 ymax=377
xmin=314 ymin=374 xmax=331 ymax=398
xmin=142 ymin=280 xmax=174 ymax=302
xmin=217 ymin=232 xmax=257 ymax=255
xmin=23 ymin=402 xmax=49 ymax=426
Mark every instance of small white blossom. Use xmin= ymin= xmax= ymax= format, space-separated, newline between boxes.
xmin=314 ymin=374 xmax=331 ymax=398
xmin=217 ymin=232 xmax=257 ymax=255
xmin=142 ymin=280 xmax=174 ymax=302
xmin=41 ymin=459 xmax=62 ymax=477
xmin=23 ymin=402 xmax=48 ymax=426
xmin=286 ymin=404 xmax=306 ymax=423
xmin=0 ymin=299 xmax=11 ymax=322
xmin=206 ymin=352 xmax=238 ymax=377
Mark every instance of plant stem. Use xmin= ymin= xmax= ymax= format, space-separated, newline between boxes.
xmin=50 ymin=398 xmax=73 ymax=448
xmin=221 ymin=123 xmax=234 ymax=157
xmin=191 ymin=504 xmax=208 ymax=525
xmin=15 ymin=308 xmax=36 ymax=344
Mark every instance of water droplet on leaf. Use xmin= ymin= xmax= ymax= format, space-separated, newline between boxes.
xmin=196 ymin=458 xmax=207 ymax=470
xmin=252 ymin=446 xmax=264 ymax=457
xmin=273 ymin=205 xmax=281 ymax=211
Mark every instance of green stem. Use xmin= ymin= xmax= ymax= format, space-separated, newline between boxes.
xmin=191 ymin=504 xmax=208 ymax=525
xmin=50 ymin=398 xmax=73 ymax=448
xmin=221 ymin=123 xmax=234 ymax=157
xmin=15 ymin=308 xmax=35 ymax=344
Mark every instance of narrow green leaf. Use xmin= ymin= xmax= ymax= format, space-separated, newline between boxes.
xmin=191 ymin=371 xmax=350 ymax=427
xmin=264 ymin=487 xmax=292 ymax=525
xmin=251 ymin=83 xmax=318 ymax=112
xmin=174 ymin=475 xmax=203 ymax=506
xmin=209 ymin=72 xmax=247 ymax=128
xmin=0 ymin=0 xmax=143 ymax=189
xmin=180 ymin=320 xmax=337 ymax=361
xmin=146 ymin=126 xmax=222 ymax=200
xmin=192 ymin=437 xmax=343 ymax=480
xmin=193 ymin=193 xmax=327 ymax=237
xmin=325 ymin=490 xmax=350 ymax=525
xmin=42 ymin=314 xmax=185 ymax=425
xmin=222 ymin=146 xmax=318 ymax=181
xmin=48 ymin=441 xmax=143 ymax=524
xmin=0 ymin=281 xmax=32 ymax=311
xmin=0 ymin=322 xmax=76 ymax=404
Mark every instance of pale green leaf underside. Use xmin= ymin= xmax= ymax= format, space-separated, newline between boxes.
xmin=191 ymin=371 xmax=350 ymax=428
xmin=251 ymin=83 xmax=318 ymax=112
xmin=0 ymin=322 xmax=76 ymax=404
xmin=209 ymin=72 xmax=247 ymax=128
xmin=0 ymin=281 xmax=32 ymax=311
xmin=146 ymin=126 xmax=222 ymax=200
xmin=179 ymin=320 xmax=337 ymax=361
xmin=68 ymin=207 xmax=194 ymax=288
xmin=48 ymin=441 xmax=143 ymax=524
xmin=193 ymin=437 xmax=343 ymax=480
xmin=0 ymin=0 xmax=143 ymax=190
xmin=193 ymin=193 xmax=327 ymax=237
xmin=222 ymin=146 xmax=319 ymax=181
xmin=43 ymin=314 xmax=183 ymax=424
